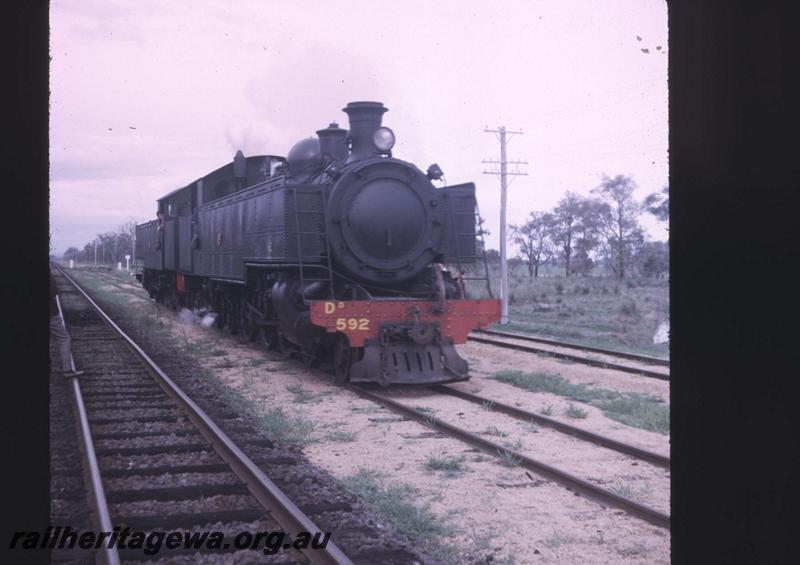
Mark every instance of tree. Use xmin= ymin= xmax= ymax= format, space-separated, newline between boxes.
xmin=644 ymin=184 xmax=669 ymax=223
xmin=484 ymin=249 xmax=500 ymax=264
xmin=63 ymin=247 xmax=80 ymax=262
xmin=548 ymin=192 xmax=581 ymax=277
xmin=509 ymin=212 xmax=554 ymax=277
xmin=571 ymin=198 xmax=606 ymax=276
xmin=635 ymin=241 xmax=669 ymax=278
xmin=548 ymin=192 xmax=604 ymax=277
xmin=592 ymin=174 xmax=645 ymax=280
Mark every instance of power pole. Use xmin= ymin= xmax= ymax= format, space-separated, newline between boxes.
xmin=483 ymin=126 xmax=527 ymax=325
xmin=94 ymin=242 xmax=97 ymax=266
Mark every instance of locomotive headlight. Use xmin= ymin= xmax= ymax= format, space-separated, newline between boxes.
xmin=373 ymin=127 xmax=395 ymax=151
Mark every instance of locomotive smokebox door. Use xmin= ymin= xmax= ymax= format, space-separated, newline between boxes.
xmin=326 ymin=159 xmax=445 ymax=285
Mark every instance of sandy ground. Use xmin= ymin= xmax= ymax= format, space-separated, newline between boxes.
xmin=73 ymin=270 xmax=670 ymax=564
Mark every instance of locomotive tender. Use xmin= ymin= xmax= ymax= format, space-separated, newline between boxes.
xmin=135 ymin=101 xmax=500 ymax=385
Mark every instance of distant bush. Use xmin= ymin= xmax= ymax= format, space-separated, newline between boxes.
xmin=555 ymin=282 xmax=564 ymax=294
xmin=619 ymin=298 xmax=637 ymax=316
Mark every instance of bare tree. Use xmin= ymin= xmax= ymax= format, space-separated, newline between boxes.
xmin=510 ymin=211 xmax=554 ymax=277
xmin=592 ymin=174 xmax=645 ymax=280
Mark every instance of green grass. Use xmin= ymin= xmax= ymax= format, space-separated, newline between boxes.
xmin=496 ymin=439 xmax=523 ymax=467
xmin=424 ymin=455 xmax=467 ymax=476
xmin=214 ymin=357 xmax=236 ymax=368
xmin=542 ymin=530 xmax=576 ymax=549
xmin=483 ymin=426 xmax=508 ymax=437
xmin=609 ymin=480 xmax=653 ymax=502
xmin=491 ymin=369 xmax=669 ymax=434
xmin=341 ymin=468 xmax=448 ymax=542
xmin=285 ymin=383 xmax=319 ymax=403
xmin=255 ymin=406 xmax=315 ymax=444
xmin=462 ymin=265 xmax=669 ymax=358
xmin=325 ymin=430 xmax=357 ymax=442
xmin=565 ymin=403 xmax=588 ymax=419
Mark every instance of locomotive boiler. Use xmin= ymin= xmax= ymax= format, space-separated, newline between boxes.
xmin=135 ymin=101 xmax=500 ymax=385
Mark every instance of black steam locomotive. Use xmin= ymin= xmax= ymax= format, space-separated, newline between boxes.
xmin=135 ymin=101 xmax=500 ymax=385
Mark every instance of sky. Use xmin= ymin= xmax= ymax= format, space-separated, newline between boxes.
xmin=49 ymin=0 xmax=668 ymax=256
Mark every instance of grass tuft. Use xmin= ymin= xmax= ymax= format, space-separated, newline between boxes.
xmin=341 ymin=468 xmax=447 ymax=541
xmin=325 ymin=430 xmax=357 ymax=442
xmin=424 ymin=455 xmax=467 ymax=476
xmin=285 ymin=383 xmax=318 ymax=403
xmin=484 ymin=425 xmax=508 ymax=437
xmin=542 ymin=530 xmax=576 ymax=549
xmin=256 ymin=406 xmax=315 ymax=444
xmin=565 ymin=403 xmax=588 ymax=419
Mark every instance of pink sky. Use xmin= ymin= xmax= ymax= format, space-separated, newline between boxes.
xmin=49 ymin=0 xmax=668 ymax=255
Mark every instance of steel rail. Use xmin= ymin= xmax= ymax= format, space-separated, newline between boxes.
xmin=346 ymin=384 xmax=670 ymax=530
xmin=58 ymin=267 xmax=353 ymax=565
xmin=475 ymin=328 xmax=670 ymax=366
xmin=431 ymin=385 xmax=670 ymax=468
xmin=468 ymin=335 xmax=669 ymax=381
xmin=56 ymin=294 xmax=122 ymax=565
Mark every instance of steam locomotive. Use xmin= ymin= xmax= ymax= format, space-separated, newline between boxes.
xmin=135 ymin=101 xmax=500 ymax=385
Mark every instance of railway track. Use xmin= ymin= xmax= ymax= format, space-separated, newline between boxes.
xmin=431 ymin=385 xmax=670 ymax=468
xmin=469 ymin=330 xmax=670 ymax=381
xmin=345 ymin=384 xmax=671 ymax=530
xmin=52 ymin=267 xmax=419 ymax=564
xmin=63 ymin=267 xmax=669 ymax=532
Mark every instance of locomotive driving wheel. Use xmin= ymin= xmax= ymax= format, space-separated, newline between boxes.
xmin=332 ymin=335 xmax=352 ymax=384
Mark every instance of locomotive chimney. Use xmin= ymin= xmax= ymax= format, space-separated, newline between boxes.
xmin=343 ymin=101 xmax=387 ymax=163
xmin=233 ymin=149 xmax=246 ymax=189
xmin=316 ymin=122 xmax=348 ymax=162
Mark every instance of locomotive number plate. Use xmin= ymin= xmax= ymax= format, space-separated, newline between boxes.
xmin=335 ymin=318 xmax=370 ymax=331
